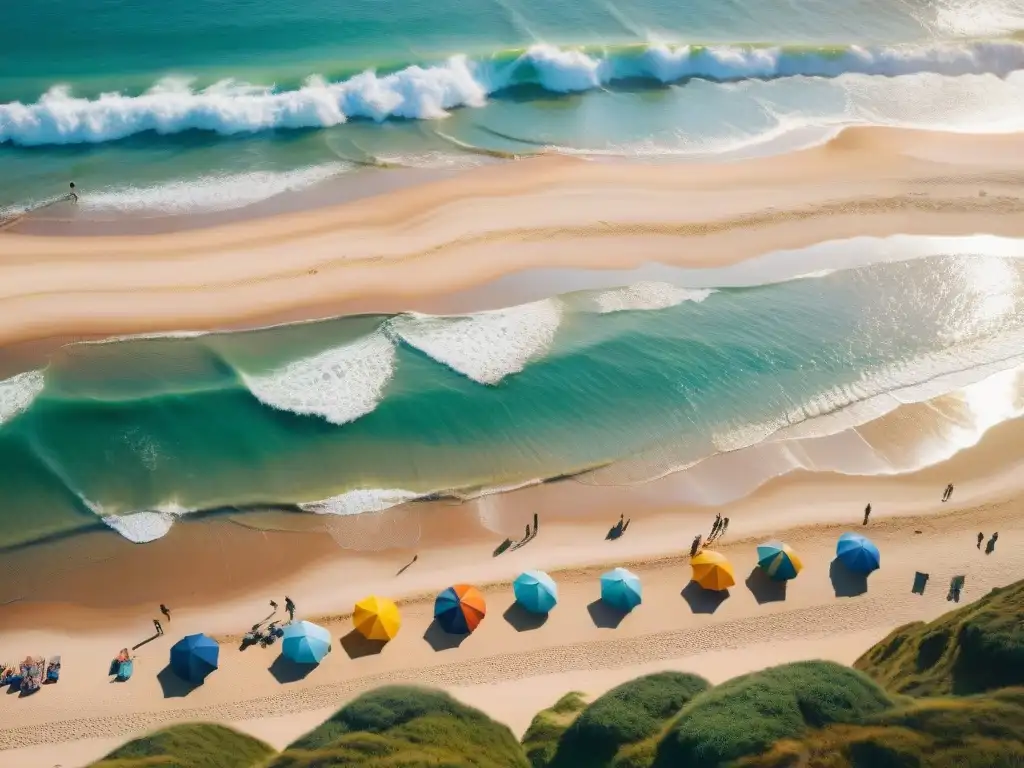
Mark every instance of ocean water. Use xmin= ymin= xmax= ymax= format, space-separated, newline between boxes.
xmin=2 ymin=0 xmax=1024 ymax=216
xmin=2 ymin=237 xmax=1024 ymax=548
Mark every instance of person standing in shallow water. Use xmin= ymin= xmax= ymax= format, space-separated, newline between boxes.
xmin=68 ymin=182 xmax=78 ymax=202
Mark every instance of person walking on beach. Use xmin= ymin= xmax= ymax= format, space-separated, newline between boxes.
xmin=863 ymin=503 xmax=872 ymax=525
xmin=159 ymin=604 xmax=171 ymax=622
xmin=269 ymin=599 xmax=278 ymax=613
xmin=153 ymin=618 xmax=164 ymax=636
xmin=722 ymin=517 xmax=729 ymax=536
xmin=977 ymin=532 xmax=984 ymax=549
xmin=284 ymin=596 xmax=296 ymax=622
xmin=534 ymin=513 xmax=539 ymax=533
xmin=943 ymin=483 xmax=954 ymax=502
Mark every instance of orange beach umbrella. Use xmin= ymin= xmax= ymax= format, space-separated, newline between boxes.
xmin=691 ymin=550 xmax=736 ymax=591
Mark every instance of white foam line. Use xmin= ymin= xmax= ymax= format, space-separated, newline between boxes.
xmin=0 ymin=370 xmax=45 ymax=425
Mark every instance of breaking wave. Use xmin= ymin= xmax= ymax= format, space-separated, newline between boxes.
xmin=0 ymin=370 xmax=45 ymax=426
xmin=3 ymin=39 xmax=1024 ymax=146
xmin=593 ymin=283 xmax=715 ymax=313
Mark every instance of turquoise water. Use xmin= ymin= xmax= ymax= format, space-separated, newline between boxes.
xmin=2 ymin=0 xmax=1024 ymax=216
xmin=2 ymin=242 xmax=1024 ymax=548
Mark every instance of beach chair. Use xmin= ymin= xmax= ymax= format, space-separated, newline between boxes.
xmin=45 ymin=656 xmax=61 ymax=683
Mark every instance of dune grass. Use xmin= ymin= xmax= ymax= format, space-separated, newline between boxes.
xmin=738 ymin=687 xmax=1024 ymax=768
xmin=540 ymin=672 xmax=710 ymax=767
xmin=269 ymin=685 xmax=528 ymax=767
xmin=88 ymin=723 xmax=274 ymax=768
xmin=652 ymin=661 xmax=898 ymax=768
xmin=521 ymin=691 xmax=590 ymax=767
xmin=855 ymin=580 xmax=1024 ymax=696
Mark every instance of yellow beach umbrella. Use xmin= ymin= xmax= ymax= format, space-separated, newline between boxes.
xmin=353 ymin=595 xmax=401 ymax=641
xmin=691 ymin=550 xmax=736 ymax=591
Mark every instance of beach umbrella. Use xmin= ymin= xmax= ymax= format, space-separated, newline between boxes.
xmin=600 ymin=567 xmax=642 ymax=611
xmin=434 ymin=584 xmax=487 ymax=634
xmin=756 ymin=541 xmax=803 ymax=581
xmin=353 ymin=595 xmax=402 ymax=641
xmin=282 ymin=620 xmax=332 ymax=664
xmin=691 ymin=550 xmax=736 ymax=591
xmin=836 ymin=532 xmax=881 ymax=573
xmin=513 ymin=570 xmax=558 ymax=614
xmin=169 ymin=633 xmax=219 ymax=684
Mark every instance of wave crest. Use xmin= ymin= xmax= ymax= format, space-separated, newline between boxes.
xmin=593 ymin=282 xmax=715 ymax=313
xmin=388 ymin=299 xmax=562 ymax=385
xmin=240 ymin=331 xmax=396 ymax=425
xmin=4 ymin=40 xmax=1023 ymax=146
xmin=0 ymin=370 xmax=45 ymax=425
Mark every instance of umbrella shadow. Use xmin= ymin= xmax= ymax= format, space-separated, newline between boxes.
xmin=587 ymin=599 xmax=629 ymax=629
xmin=268 ymin=655 xmax=316 ymax=684
xmin=341 ymin=629 xmax=388 ymax=659
xmin=423 ymin=619 xmax=469 ymax=651
xmin=745 ymin=567 xmax=788 ymax=604
xmin=680 ymin=581 xmax=730 ymax=614
xmin=156 ymin=664 xmax=200 ymax=698
xmin=503 ymin=602 xmax=549 ymax=632
xmin=829 ymin=557 xmax=868 ymax=598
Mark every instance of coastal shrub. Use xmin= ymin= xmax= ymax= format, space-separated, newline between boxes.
xmin=271 ymin=685 xmax=529 ymax=767
xmin=88 ymin=723 xmax=274 ymax=768
xmin=549 ymin=672 xmax=710 ymax=767
xmin=652 ymin=661 xmax=896 ymax=768
xmin=737 ymin=687 xmax=1024 ymax=768
xmin=521 ymin=691 xmax=589 ymax=767
xmin=855 ymin=579 xmax=1024 ymax=696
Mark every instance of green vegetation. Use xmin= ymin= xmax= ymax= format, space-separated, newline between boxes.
xmin=738 ymin=688 xmax=1024 ymax=768
xmin=653 ymin=662 xmax=897 ymax=768
xmin=855 ymin=581 xmax=1024 ymax=696
xmin=268 ymin=685 xmax=529 ymax=767
xmin=521 ymin=691 xmax=589 ymax=767
xmin=536 ymin=672 xmax=710 ymax=768
xmin=88 ymin=723 xmax=274 ymax=768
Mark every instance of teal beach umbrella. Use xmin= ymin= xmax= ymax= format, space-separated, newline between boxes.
xmin=282 ymin=620 xmax=332 ymax=664
xmin=600 ymin=567 xmax=642 ymax=611
xmin=836 ymin=532 xmax=880 ymax=573
xmin=756 ymin=540 xmax=804 ymax=581
xmin=513 ymin=570 xmax=558 ymax=614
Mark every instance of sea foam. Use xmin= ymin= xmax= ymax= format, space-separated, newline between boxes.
xmin=0 ymin=370 xmax=45 ymax=425
xmin=98 ymin=503 xmax=192 ymax=544
xmin=298 ymin=488 xmax=421 ymax=516
xmin=240 ymin=331 xmax=396 ymax=425
xmin=388 ymin=299 xmax=563 ymax=384
xmin=594 ymin=282 xmax=715 ymax=313
xmin=3 ymin=40 xmax=1023 ymax=146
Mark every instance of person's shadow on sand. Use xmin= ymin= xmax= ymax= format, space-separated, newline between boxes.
xmin=744 ymin=567 xmax=787 ymax=604
xmin=503 ymin=602 xmax=549 ymax=632
xmin=156 ymin=664 xmax=200 ymax=698
xmin=423 ymin=620 xmax=469 ymax=651
xmin=268 ymin=655 xmax=316 ymax=684
xmin=586 ymin=599 xmax=629 ymax=629
xmin=681 ymin=581 xmax=729 ymax=614
xmin=341 ymin=629 xmax=387 ymax=659
xmin=985 ymin=535 xmax=998 ymax=555
xmin=829 ymin=558 xmax=868 ymax=598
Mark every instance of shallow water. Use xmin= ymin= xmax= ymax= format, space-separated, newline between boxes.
xmin=2 ymin=236 xmax=1023 ymax=548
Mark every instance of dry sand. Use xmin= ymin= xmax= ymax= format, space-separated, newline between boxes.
xmin=2 ymin=127 xmax=1024 ymax=353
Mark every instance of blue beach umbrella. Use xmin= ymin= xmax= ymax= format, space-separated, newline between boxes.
xmin=282 ymin=620 xmax=332 ymax=665
xmin=600 ymin=567 xmax=642 ymax=611
xmin=756 ymin=541 xmax=804 ymax=581
xmin=513 ymin=570 xmax=558 ymax=614
xmin=836 ymin=532 xmax=881 ymax=573
xmin=169 ymin=633 xmax=219 ymax=684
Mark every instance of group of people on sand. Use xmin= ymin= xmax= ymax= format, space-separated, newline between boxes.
xmin=269 ymin=596 xmax=297 ymax=621
xmin=689 ymin=514 xmax=729 ymax=556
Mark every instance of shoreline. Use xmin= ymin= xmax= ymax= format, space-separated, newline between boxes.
xmin=2 ymin=127 xmax=1024 ymax=351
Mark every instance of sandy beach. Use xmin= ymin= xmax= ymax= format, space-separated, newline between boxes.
xmin=2 ymin=124 xmax=1024 ymax=767
xmin=1 ymin=403 xmax=1022 ymax=766
xmin=3 ymin=127 xmax=1024 ymax=358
